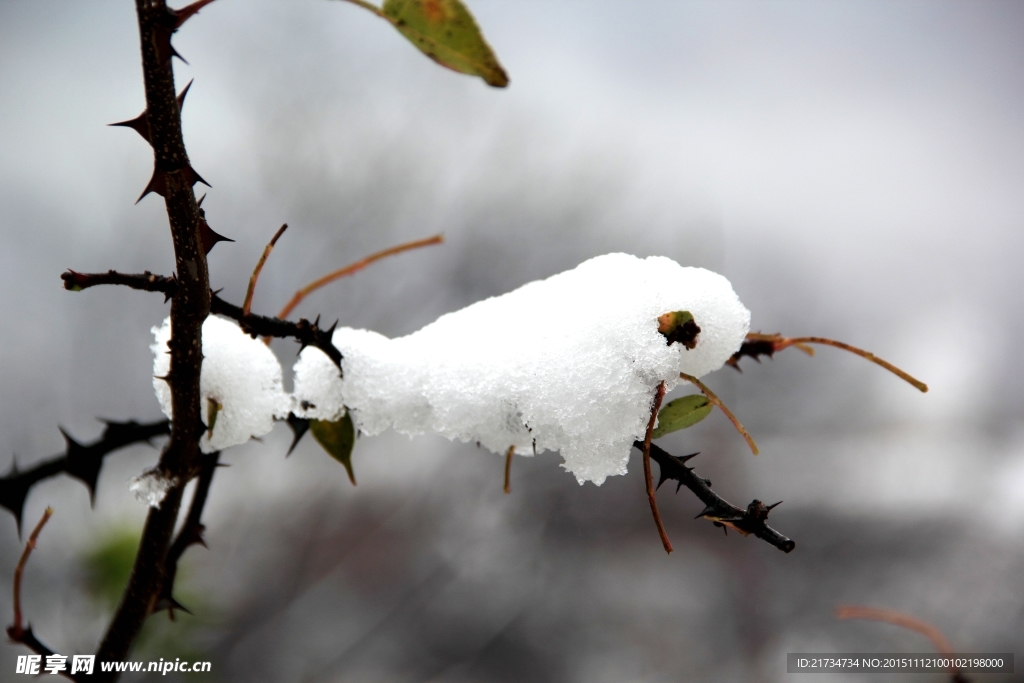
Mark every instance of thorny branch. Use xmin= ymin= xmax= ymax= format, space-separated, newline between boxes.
xmin=61 ymin=269 xmax=343 ymax=368
xmin=158 ymin=451 xmax=220 ymax=619
xmin=634 ymin=441 xmax=795 ymax=553
xmin=91 ymin=0 xmax=216 ymax=674
xmin=0 ymin=419 xmax=170 ymax=533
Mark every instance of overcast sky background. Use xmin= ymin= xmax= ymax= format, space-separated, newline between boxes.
xmin=1 ymin=1 xmax=1023 ymax=681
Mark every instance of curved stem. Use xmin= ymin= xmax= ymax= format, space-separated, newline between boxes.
xmin=242 ymin=223 xmax=288 ymax=316
xmin=680 ymin=373 xmax=758 ymax=455
xmin=9 ymin=507 xmax=53 ymax=639
xmin=277 ymin=234 xmax=443 ymax=320
xmin=643 ymin=382 xmax=672 ymax=553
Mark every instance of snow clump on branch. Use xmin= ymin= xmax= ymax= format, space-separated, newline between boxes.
xmin=152 ymin=314 xmax=292 ymax=452
xmin=292 ymin=253 xmax=750 ymax=485
xmin=151 ymin=254 xmax=749 ymax=484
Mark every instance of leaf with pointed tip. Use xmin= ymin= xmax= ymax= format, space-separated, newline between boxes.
xmin=356 ymin=0 xmax=509 ymax=87
xmin=309 ymin=413 xmax=357 ymax=485
xmin=651 ymin=394 xmax=712 ymax=439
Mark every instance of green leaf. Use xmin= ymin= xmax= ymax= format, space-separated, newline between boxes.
xmin=651 ymin=394 xmax=712 ymax=439
xmin=310 ymin=413 xmax=357 ymax=485
xmin=206 ymin=398 xmax=221 ymax=439
xmin=346 ymin=0 xmax=509 ymax=87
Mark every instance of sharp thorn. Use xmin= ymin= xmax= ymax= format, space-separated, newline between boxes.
xmin=170 ymin=42 xmax=188 ymax=65
xmin=177 ymin=79 xmax=193 ymax=109
xmin=173 ymin=0 xmax=218 ymax=30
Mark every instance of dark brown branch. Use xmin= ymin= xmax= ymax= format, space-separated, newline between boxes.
xmin=62 ymin=270 xmax=176 ymax=299
xmin=211 ymin=296 xmax=343 ymax=369
xmin=157 ymin=451 xmax=219 ymax=619
xmin=634 ymin=441 xmax=795 ymax=553
xmin=62 ymin=269 xmax=342 ymax=368
xmin=0 ymin=420 xmax=170 ymax=533
xmin=94 ymin=0 xmax=212 ymax=673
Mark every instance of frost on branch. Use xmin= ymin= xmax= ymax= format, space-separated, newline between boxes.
xmin=152 ymin=315 xmax=291 ymax=452
xmin=294 ymin=253 xmax=750 ymax=485
xmin=128 ymin=469 xmax=175 ymax=508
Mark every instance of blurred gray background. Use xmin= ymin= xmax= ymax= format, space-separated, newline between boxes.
xmin=1 ymin=1 xmax=1022 ymax=681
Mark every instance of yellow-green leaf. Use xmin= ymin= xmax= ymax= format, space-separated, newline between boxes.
xmin=651 ymin=394 xmax=712 ymax=439
xmin=346 ymin=0 xmax=508 ymax=87
xmin=310 ymin=413 xmax=357 ymax=485
xmin=206 ymin=398 xmax=222 ymax=439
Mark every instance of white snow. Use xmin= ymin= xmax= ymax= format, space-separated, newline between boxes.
xmin=128 ymin=469 xmax=175 ymax=508
xmin=152 ymin=315 xmax=292 ymax=452
xmin=293 ymin=253 xmax=750 ymax=484
xmin=150 ymin=254 xmax=749 ymax=484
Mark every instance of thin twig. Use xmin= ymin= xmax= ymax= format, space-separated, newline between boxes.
xmin=734 ymin=333 xmax=928 ymax=393
xmin=503 ymin=445 xmax=514 ymax=494
xmin=679 ymin=372 xmax=758 ymax=455
xmin=836 ymin=605 xmax=965 ymax=680
xmin=835 ymin=605 xmax=954 ymax=655
xmin=643 ymin=382 xmax=672 ymax=553
xmin=276 ymin=234 xmax=443 ymax=321
xmin=9 ymin=507 xmax=53 ymax=639
xmin=242 ymin=223 xmax=288 ymax=316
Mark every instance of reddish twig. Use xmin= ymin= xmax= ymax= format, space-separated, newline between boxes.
xmin=503 ymin=445 xmax=514 ymax=494
xmin=835 ymin=605 xmax=954 ymax=655
xmin=730 ymin=333 xmax=928 ymax=393
xmin=242 ymin=223 xmax=288 ymax=316
xmin=8 ymin=507 xmax=53 ymax=640
xmin=836 ymin=605 xmax=964 ymax=680
xmin=276 ymin=234 xmax=443 ymax=321
xmin=643 ymin=382 xmax=672 ymax=553
xmin=679 ymin=373 xmax=758 ymax=455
